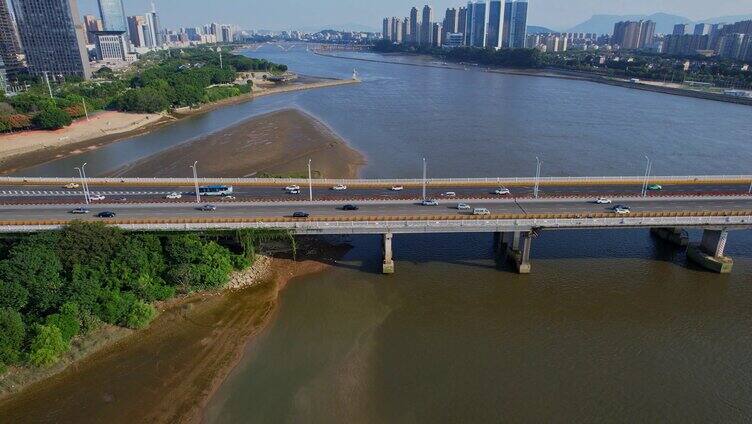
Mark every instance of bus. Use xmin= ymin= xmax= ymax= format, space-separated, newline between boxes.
xmin=199 ymin=185 xmax=234 ymax=196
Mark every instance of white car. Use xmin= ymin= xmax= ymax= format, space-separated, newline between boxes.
xmin=421 ymin=199 xmax=439 ymax=206
xmin=473 ymin=208 xmax=491 ymax=216
xmin=222 ymin=195 xmax=236 ymax=200
xmin=331 ymin=184 xmax=347 ymax=191
xmin=443 ymin=192 xmax=457 ymax=197
xmin=89 ymin=194 xmax=105 ymax=201
xmin=493 ymin=188 xmax=511 ymax=195
xmin=595 ymin=197 xmax=612 ymax=204
xmin=287 ymin=189 xmax=301 ymax=195
xmin=64 ymin=183 xmax=80 ymax=189
xmin=165 ymin=192 xmax=182 ymax=199
xmin=614 ymin=206 xmax=631 ymax=215
xmin=285 ymin=185 xmax=300 ymax=191
xmin=390 ymin=185 xmax=404 ymax=191
xmin=457 ymin=203 xmax=471 ymax=211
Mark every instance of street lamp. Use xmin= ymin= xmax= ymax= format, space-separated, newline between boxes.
xmin=534 ymin=157 xmax=541 ymax=199
xmin=190 ymin=161 xmax=200 ymax=203
xmin=80 ymin=162 xmax=90 ymax=203
xmin=307 ymin=159 xmax=313 ymax=201
xmin=641 ymin=156 xmax=652 ymax=197
xmin=74 ymin=167 xmax=88 ymax=204
xmin=422 ymin=157 xmax=427 ymax=201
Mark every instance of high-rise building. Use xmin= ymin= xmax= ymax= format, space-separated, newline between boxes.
xmin=145 ymin=3 xmax=162 ymax=47
xmin=92 ymin=30 xmax=127 ymax=61
xmin=382 ymin=18 xmax=390 ymax=40
xmin=672 ymin=23 xmax=690 ymax=36
xmin=443 ymin=8 xmax=458 ymax=45
xmin=83 ymin=14 xmax=102 ymax=44
xmin=97 ymin=0 xmax=127 ymax=33
xmin=503 ymin=0 xmax=528 ymax=49
xmin=401 ymin=18 xmax=409 ymax=43
xmin=12 ymin=0 xmax=91 ymax=79
xmin=127 ymin=15 xmax=147 ymax=47
xmin=612 ymin=20 xmax=654 ymax=50
xmin=409 ymin=7 xmax=419 ymax=44
xmin=0 ymin=0 xmax=23 ymax=72
xmin=486 ymin=0 xmax=503 ymax=49
xmin=718 ymin=33 xmax=746 ymax=59
xmin=693 ymin=23 xmax=711 ymax=36
xmin=420 ymin=5 xmax=433 ymax=46
xmin=457 ymin=6 xmax=467 ymax=37
xmin=466 ymin=1 xmax=486 ymax=48
xmin=390 ymin=17 xmax=402 ymax=43
xmin=432 ymin=22 xmax=442 ymax=47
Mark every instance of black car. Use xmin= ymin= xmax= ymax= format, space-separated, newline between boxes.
xmin=96 ymin=211 xmax=116 ymax=218
xmin=292 ymin=212 xmax=310 ymax=218
xmin=342 ymin=204 xmax=359 ymax=211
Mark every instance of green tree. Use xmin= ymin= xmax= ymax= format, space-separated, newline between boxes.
xmin=115 ymin=87 xmax=170 ymax=113
xmin=0 ymin=279 xmax=29 ymax=311
xmin=28 ymin=324 xmax=66 ymax=367
xmin=32 ymin=105 xmax=73 ymax=130
xmin=45 ymin=302 xmax=81 ymax=342
xmin=0 ymin=307 xmax=25 ymax=367
xmin=124 ymin=300 xmax=155 ymax=329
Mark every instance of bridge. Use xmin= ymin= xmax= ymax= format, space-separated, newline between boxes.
xmin=1 ymin=175 xmax=751 ymax=275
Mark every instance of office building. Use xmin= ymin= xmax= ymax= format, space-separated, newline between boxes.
xmin=445 ymin=32 xmax=464 ymax=48
xmin=443 ymin=8 xmax=458 ymax=45
xmin=92 ymin=30 xmax=127 ymax=61
xmin=98 ymin=0 xmax=127 ymax=33
xmin=503 ymin=0 xmax=528 ymax=49
xmin=0 ymin=0 xmax=23 ymax=72
xmin=145 ymin=3 xmax=162 ymax=47
xmin=486 ymin=0 xmax=502 ymax=49
xmin=83 ymin=14 xmax=102 ymax=44
xmin=420 ymin=5 xmax=432 ymax=46
xmin=409 ymin=7 xmax=419 ymax=43
xmin=12 ymin=0 xmax=91 ymax=79
xmin=457 ymin=6 xmax=467 ymax=37
xmin=127 ymin=15 xmax=148 ymax=47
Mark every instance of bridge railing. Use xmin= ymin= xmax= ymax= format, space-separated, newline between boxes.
xmin=2 ymin=175 xmax=752 ymax=186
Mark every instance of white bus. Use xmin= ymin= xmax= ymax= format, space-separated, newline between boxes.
xmin=199 ymin=185 xmax=234 ymax=196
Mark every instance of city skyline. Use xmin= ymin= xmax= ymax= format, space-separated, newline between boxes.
xmin=74 ymin=0 xmax=752 ymax=32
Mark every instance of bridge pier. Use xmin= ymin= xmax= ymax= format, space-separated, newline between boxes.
xmin=687 ymin=229 xmax=733 ymax=274
xmin=650 ymin=227 xmax=689 ymax=247
xmin=382 ymin=232 xmax=395 ymax=274
xmin=499 ymin=231 xmax=532 ymax=274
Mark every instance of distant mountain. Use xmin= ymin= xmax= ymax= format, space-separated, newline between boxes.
xmin=568 ymin=13 xmax=691 ymax=34
xmin=700 ymin=14 xmax=752 ymax=24
xmin=527 ymin=25 xmax=557 ymax=34
xmin=297 ymin=23 xmax=379 ymax=33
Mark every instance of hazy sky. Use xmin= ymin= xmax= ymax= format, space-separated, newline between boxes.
xmin=78 ymin=0 xmax=751 ymax=31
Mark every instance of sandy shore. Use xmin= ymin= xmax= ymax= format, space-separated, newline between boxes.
xmin=0 ymin=77 xmax=359 ymax=175
xmin=0 ymin=241 xmax=347 ymax=423
xmin=115 ymin=108 xmax=365 ymax=179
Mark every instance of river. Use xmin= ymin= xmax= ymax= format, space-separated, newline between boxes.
xmin=16 ymin=45 xmax=752 ymax=422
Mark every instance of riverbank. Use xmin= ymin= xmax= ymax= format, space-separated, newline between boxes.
xmin=0 ymin=76 xmax=359 ymax=175
xmin=114 ymin=108 xmax=365 ymax=178
xmin=0 ymin=239 xmax=349 ymax=423
xmin=315 ymin=50 xmax=752 ymax=107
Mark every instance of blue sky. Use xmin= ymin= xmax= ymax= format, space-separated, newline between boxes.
xmin=78 ymin=0 xmax=751 ymax=31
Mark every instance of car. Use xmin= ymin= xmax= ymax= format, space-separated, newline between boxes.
xmin=473 ymin=208 xmax=491 ymax=216
xmin=421 ymin=199 xmax=439 ymax=206
xmin=222 ymin=195 xmax=236 ymax=200
xmin=611 ymin=204 xmax=629 ymax=211
xmin=69 ymin=208 xmax=90 ymax=214
xmin=96 ymin=211 xmax=116 ymax=218
xmin=165 ymin=192 xmax=182 ymax=199
xmin=613 ymin=206 xmax=631 ymax=215
xmin=89 ymin=194 xmax=105 ymax=201
xmin=63 ymin=183 xmax=80 ymax=189
xmin=331 ymin=184 xmax=347 ymax=191
xmin=457 ymin=203 xmax=471 ymax=211
xmin=342 ymin=204 xmax=359 ymax=211
xmin=493 ymin=188 xmax=511 ymax=195
xmin=647 ymin=184 xmax=663 ymax=191
xmin=595 ymin=197 xmax=612 ymax=204
xmin=443 ymin=191 xmax=457 ymax=197
xmin=285 ymin=185 xmax=300 ymax=191
xmin=197 ymin=204 xmax=217 ymax=211
xmin=292 ymin=211 xmax=310 ymax=218
xmin=286 ymin=189 xmax=301 ymax=195
xmin=390 ymin=185 xmax=404 ymax=191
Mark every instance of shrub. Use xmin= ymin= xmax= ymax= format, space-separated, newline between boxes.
xmin=124 ymin=300 xmax=155 ymax=329
xmin=115 ymin=87 xmax=170 ymax=113
xmin=28 ymin=324 xmax=66 ymax=367
xmin=45 ymin=302 xmax=81 ymax=342
xmin=0 ymin=307 xmax=25 ymax=366
xmin=32 ymin=106 xmax=72 ymax=130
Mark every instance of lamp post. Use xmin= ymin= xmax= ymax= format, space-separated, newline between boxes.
xmin=80 ymin=162 xmax=90 ymax=203
xmin=307 ymin=159 xmax=313 ymax=201
xmin=190 ymin=161 xmax=200 ymax=203
xmin=641 ymin=156 xmax=652 ymax=197
xmin=74 ymin=167 xmax=88 ymax=204
xmin=82 ymin=99 xmax=89 ymax=121
xmin=422 ymin=157 xmax=427 ymax=201
xmin=534 ymin=157 xmax=541 ymax=199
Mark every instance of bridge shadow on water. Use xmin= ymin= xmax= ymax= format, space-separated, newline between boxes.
xmin=306 ymin=229 xmax=752 ymax=275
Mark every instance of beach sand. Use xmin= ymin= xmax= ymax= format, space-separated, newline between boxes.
xmin=115 ymin=108 xmax=365 ymax=179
